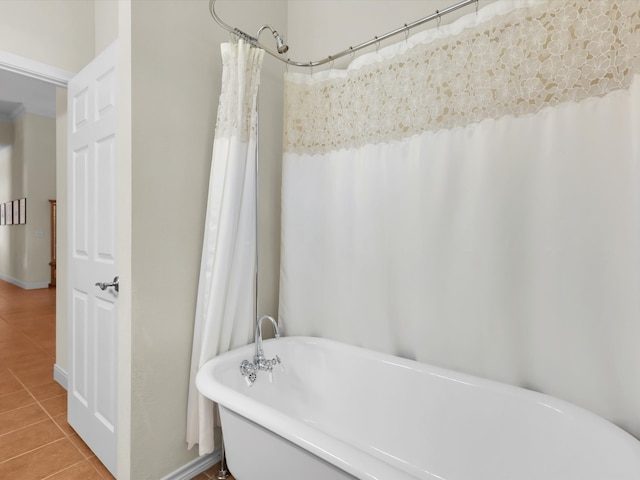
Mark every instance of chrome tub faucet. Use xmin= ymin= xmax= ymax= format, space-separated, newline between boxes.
xmin=240 ymin=315 xmax=283 ymax=386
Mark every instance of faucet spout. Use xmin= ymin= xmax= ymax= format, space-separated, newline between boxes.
xmin=240 ymin=314 xmax=283 ymax=385
xmin=254 ymin=315 xmax=280 ymax=365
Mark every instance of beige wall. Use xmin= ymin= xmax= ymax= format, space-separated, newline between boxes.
xmin=95 ymin=0 xmax=120 ymax=56
xmin=0 ymin=0 xmax=94 ymax=72
xmin=128 ymin=1 xmax=285 ymax=477
xmin=114 ymin=3 xmax=133 ymax=477
xmin=287 ymin=0 xmax=497 ymax=70
xmin=0 ymin=122 xmax=12 ymax=145
xmin=0 ymin=122 xmax=14 ymax=277
xmin=55 ymin=88 xmax=68 ymax=370
xmin=22 ymin=114 xmax=56 ymax=284
xmin=0 ymin=113 xmax=54 ymax=286
xmin=8 ymin=117 xmax=24 ymax=279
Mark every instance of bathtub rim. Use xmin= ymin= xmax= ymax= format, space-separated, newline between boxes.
xmin=196 ymin=336 xmax=640 ymax=480
xmin=196 ymin=337 xmax=428 ymax=479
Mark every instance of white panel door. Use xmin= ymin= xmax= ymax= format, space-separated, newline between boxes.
xmin=67 ymin=41 xmax=119 ymax=477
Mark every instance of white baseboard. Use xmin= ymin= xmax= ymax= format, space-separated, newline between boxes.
xmin=0 ymin=274 xmax=49 ymax=290
xmin=159 ymin=450 xmax=221 ymax=480
xmin=53 ymin=364 xmax=68 ymax=390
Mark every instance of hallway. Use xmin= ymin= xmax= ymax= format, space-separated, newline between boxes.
xmin=0 ymin=280 xmax=233 ymax=480
xmin=0 ymin=280 xmax=114 ymax=479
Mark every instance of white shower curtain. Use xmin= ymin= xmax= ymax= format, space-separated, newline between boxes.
xmin=186 ymin=39 xmax=264 ymax=455
xmin=280 ymin=0 xmax=640 ymax=438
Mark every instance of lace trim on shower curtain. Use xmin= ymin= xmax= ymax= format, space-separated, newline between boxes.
xmin=215 ymin=39 xmax=264 ymax=142
xmin=283 ymin=0 xmax=640 ymax=156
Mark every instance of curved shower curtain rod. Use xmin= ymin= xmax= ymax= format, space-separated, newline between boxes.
xmin=209 ymin=0 xmax=479 ymax=68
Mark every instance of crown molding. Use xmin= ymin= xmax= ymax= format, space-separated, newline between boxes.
xmin=0 ymin=50 xmax=74 ymax=87
xmin=10 ymin=104 xmax=26 ymax=121
xmin=0 ymin=104 xmax=55 ymax=123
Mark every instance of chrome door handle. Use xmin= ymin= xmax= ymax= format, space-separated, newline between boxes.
xmin=95 ymin=276 xmax=119 ymax=293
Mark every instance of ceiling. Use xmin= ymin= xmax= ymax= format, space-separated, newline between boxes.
xmin=0 ymin=68 xmax=57 ymax=121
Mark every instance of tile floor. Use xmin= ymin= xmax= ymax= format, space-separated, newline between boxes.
xmin=0 ymin=280 xmax=115 ymax=479
xmin=193 ymin=464 xmax=236 ymax=480
xmin=0 ymin=279 xmax=234 ymax=480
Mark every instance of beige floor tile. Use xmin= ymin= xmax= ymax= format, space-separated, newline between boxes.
xmin=28 ymin=381 xmax=66 ymax=402
xmin=0 ymin=347 xmax=51 ymax=369
xmin=191 ymin=473 xmax=210 ymax=480
xmin=0 ymin=438 xmax=84 ymax=480
xmin=0 ymin=282 xmax=107 ymax=479
xmin=0 ymin=369 xmax=23 ymax=396
xmin=0 ymin=328 xmax=30 ymax=345
xmin=39 ymin=342 xmax=57 ymax=358
xmin=9 ymin=357 xmax=52 ymax=377
xmin=89 ymin=456 xmax=116 ymax=480
xmin=42 ymin=460 xmax=104 ymax=480
xmin=52 ymin=412 xmax=76 ymax=437
xmin=40 ymin=393 xmax=67 ymax=417
xmin=10 ymin=361 xmax=55 ymax=389
xmin=0 ymin=419 xmax=64 ymax=463
xmin=0 ymin=388 xmax=35 ymax=414
xmin=0 ymin=403 xmax=49 ymax=436
xmin=69 ymin=431 xmax=96 ymax=459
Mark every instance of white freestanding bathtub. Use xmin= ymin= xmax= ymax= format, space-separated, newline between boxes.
xmin=196 ymin=336 xmax=640 ymax=480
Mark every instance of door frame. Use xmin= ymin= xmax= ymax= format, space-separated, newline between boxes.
xmin=1 ymin=49 xmax=133 ymax=480
xmin=0 ymin=51 xmax=74 ymax=86
xmin=0 ymin=52 xmax=73 ymax=388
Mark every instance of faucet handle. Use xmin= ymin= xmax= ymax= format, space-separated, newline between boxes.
xmin=274 ymin=355 xmax=285 ymax=372
xmin=240 ymin=360 xmax=257 ymax=386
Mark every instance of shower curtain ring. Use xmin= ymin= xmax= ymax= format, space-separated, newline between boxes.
xmin=375 ymin=36 xmax=381 ymax=53
xmin=437 ymin=11 xmax=441 ymax=29
xmin=476 ymin=0 xmax=479 ymax=15
xmin=404 ymin=24 xmax=410 ymax=43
